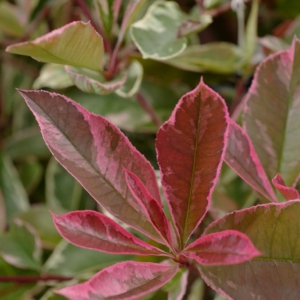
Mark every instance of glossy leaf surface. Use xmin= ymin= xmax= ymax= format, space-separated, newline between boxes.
xmin=225 ymin=120 xmax=277 ymax=202
xmin=272 ymin=173 xmax=299 ymax=200
xmin=52 ymin=210 xmax=166 ymax=256
xmin=183 ymin=230 xmax=260 ymax=266
xmin=243 ymin=38 xmax=300 ymax=186
xmin=156 ymin=80 xmax=228 ymax=247
xmin=6 ymin=21 xmax=104 ymax=71
xmin=18 ymin=89 xmax=162 ymax=242
xmin=65 ymin=66 xmax=127 ymax=95
xmin=124 ymin=168 xmax=172 ymax=247
xmin=0 ymin=220 xmax=41 ymax=270
xmin=199 ymin=200 xmax=300 ymax=300
xmin=57 ymin=261 xmax=178 ymax=300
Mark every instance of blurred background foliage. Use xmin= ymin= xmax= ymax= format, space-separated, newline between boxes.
xmin=0 ymin=0 xmax=299 ymax=299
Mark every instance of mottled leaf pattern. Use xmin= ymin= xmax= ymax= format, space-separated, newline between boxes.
xmin=18 ymin=90 xmax=162 ymax=242
xmin=156 ymin=80 xmax=228 ymax=247
xmin=57 ymin=261 xmax=178 ymax=300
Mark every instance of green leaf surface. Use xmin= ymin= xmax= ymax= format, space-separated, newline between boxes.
xmin=243 ymin=38 xmax=300 ymax=186
xmin=0 ymin=282 xmax=35 ymax=300
xmin=46 ymin=158 xmax=82 ymax=213
xmin=6 ymin=21 xmax=104 ymax=71
xmin=130 ymin=1 xmax=188 ymax=60
xmin=19 ymin=161 xmax=43 ymax=194
xmin=163 ymin=268 xmax=188 ymax=300
xmin=0 ymin=2 xmax=24 ymax=37
xmin=0 ymin=154 xmax=29 ymax=221
xmin=16 ymin=205 xmax=61 ymax=248
xmin=33 ymin=64 xmax=73 ymax=89
xmin=199 ymin=200 xmax=300 ymax=300
xmin=116 ymin=60 xmax=143 ymax=98
xmin=44 ymin=240 xmax=133 ymax=276
xmin=259 ymin=35 xmax=289 ymax=53
xmin=165 ymin=43 xmax=243 ymax=73
xmin=65 ymin=66 xmax=127 ymax=95
xmin=0 ymin=220 xmax=41 ymax=271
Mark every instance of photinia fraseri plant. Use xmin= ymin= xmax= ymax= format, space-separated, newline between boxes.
xmin=17 ymin=80 xmax=261 ymax=300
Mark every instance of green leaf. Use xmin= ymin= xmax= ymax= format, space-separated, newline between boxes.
xmin=6 ymin=21 xmax=104 ymax=71
xmin=0 ymin=220 xmax=41 ymax=271
xmin=244 ymin=0 xmax=259 ymax=63
xmin=259 ymin=35 xmax=290 ymax=53
xmin=0 ymin=154 xmax=29 ymax=221
xmin=199 ymin=200 xmax=300 ymax=300
xmin=46 ymin=158 xmax=83 ymax=213
xmin=163 ymin=268 xmax=188 ymax=300
xmin=18 ymin=161 xmax=43 ymax=194
xmin=243 ymin=38 xmax=300 ymax=186
xmin=116 ymin=60 xmax=143 ymax=98
xmin=165 ymin=43 xmax=243 ymax=73
xmin=44 ymin=240 xmax=133 ymax=276
xmin=0 ymin=2 xmax=24 ymax=37
xmin=16 ymin=205 xmax=61 ymax=248
xmin=130 ymin=1 xmax=188 ymax=60
xmin=33 ymin=64 xmax=73 ymax=89
xmin=65 ymin=66 xmax=127 ymax=95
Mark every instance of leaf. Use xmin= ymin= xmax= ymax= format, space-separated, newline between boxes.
xmin=65 ymin=66 xmax=127 ymax=95
xmin=130 ymin=1 xmax=188 ymax=60
xmin=6 ymin=21 xmax=104 ymax=71
xmin=0 ymin=191 xmax=5 ymax=233
xmin=272 ymin=173 xmax=299 ymax=200
xmin=16 ymin=205 xmax=61 ymax=248
xmin=259 ymin=35 xmax=289 ymax=53
xmin=183 ymin=230 xmax=260 ymax=266
xmin=124 ymin=168 xmax=173 ymax=247
xmin=165 ymin=43 xmax=243 ymax=73
xmin=244 ymin=0 xmax=259 ymax=62
xmin=18 ymin=89 xmax=162 ymax=242
xmin=115 ymin=60 xmax=143 ymax=98
xmin=0 ymin=153 xmax=29 ymax=221
xmin=199 ymin=200 xmax=300 ymax=300
xmin=33 ymin=64 xmax=73 ymax=90
xmin=156 ymin=80 xmax=228 ymax=248
xmin=0 ymin=220 xmax=41 ymax=271
xmin=44 ymin=240 xmax=132 ymax=276
xmin=225 ymin=120 xmax=277 ymax=202
xmin=52 ymin=210 xmax=166 ymax=256
xmin=163 ymin=268 xmax=188 ymax=300
xmin=243 ymin=38 xmax=300 ymax=187
xmin=0 ymin=2 xmax=24 ymax=37
xmin=57 ymin=261 xmax=178 ymax=300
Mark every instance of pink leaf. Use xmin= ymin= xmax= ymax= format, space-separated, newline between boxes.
xmin=124 ymin=168 xmax=173 ymax=247
xmin=272 ymin=173 xmax=299 ymax=200
xmin=243 ymin=38 xmax=300 ymax=187
xmin=183 ymin=230 xmax=260 ymax=266
xmin=18 ymin=90 xmax=162 ymax=243
xmin=225 ymin=119 xmax=277 ymax=202
xmin=52 ymin=210 xmax=167 ymax=256
xmin=57 ymin=261 xmax=179 ymax=300
xmin=156 ymin=79 xmax=228 ymax=248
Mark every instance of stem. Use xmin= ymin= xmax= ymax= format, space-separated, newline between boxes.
xmin=209 ymin=0 xmax=252 ymax=17
xmin=136 ymin=93 xmax=163 ymax=128
xmin=0 ymin=275 xmax=72 ymax=283
xmin=75 ymin=0 xmax=111 ymax=54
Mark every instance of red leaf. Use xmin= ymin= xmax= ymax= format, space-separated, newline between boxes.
xmin=57 ymin=261 xmax=179 ymax=300
xmin=156 ymin=80 xmax=228 ymax=248
xmin=124 ymin=168 xmax=173 ymax=247
xmin=18 ymin=90 xmax=162 ymax=242
xmin=52 ymin=210 xmax=167 ymax=256
xmin=225 ymin=120 xmax=277 ymax=202
xmin=183 ymin=230 xmax=260 ymax=266
xmin=272 ymin=173 xmax=299 ymax=200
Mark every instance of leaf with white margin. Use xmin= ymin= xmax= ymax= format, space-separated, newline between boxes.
xmin=65 ymin=66 xmax=127 ymax=95
xmin=56 ymin=261 xmax=179 ymax=300
xmin=6 ymin=21 xmax=104 ymax=71
xmin=18 ymin=89 xmax=163 ymax=243
xmin=199 ymin=200 xmax=300 ymax=300
xmin=243 ymin=38 xmax=300 ymax=187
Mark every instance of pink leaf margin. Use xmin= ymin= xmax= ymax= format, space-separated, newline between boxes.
xmin=272 ymin=173 xmax=299 ymax=201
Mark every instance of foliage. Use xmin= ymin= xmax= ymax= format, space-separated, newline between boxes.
xmin=1 ymin=0 xmax=300 ymax=299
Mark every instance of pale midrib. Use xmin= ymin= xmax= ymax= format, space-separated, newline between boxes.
xmin=31 ymin=98 xmax=157 ymax=237
xmin=183 ymin=98 xmax=202 ymax=248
